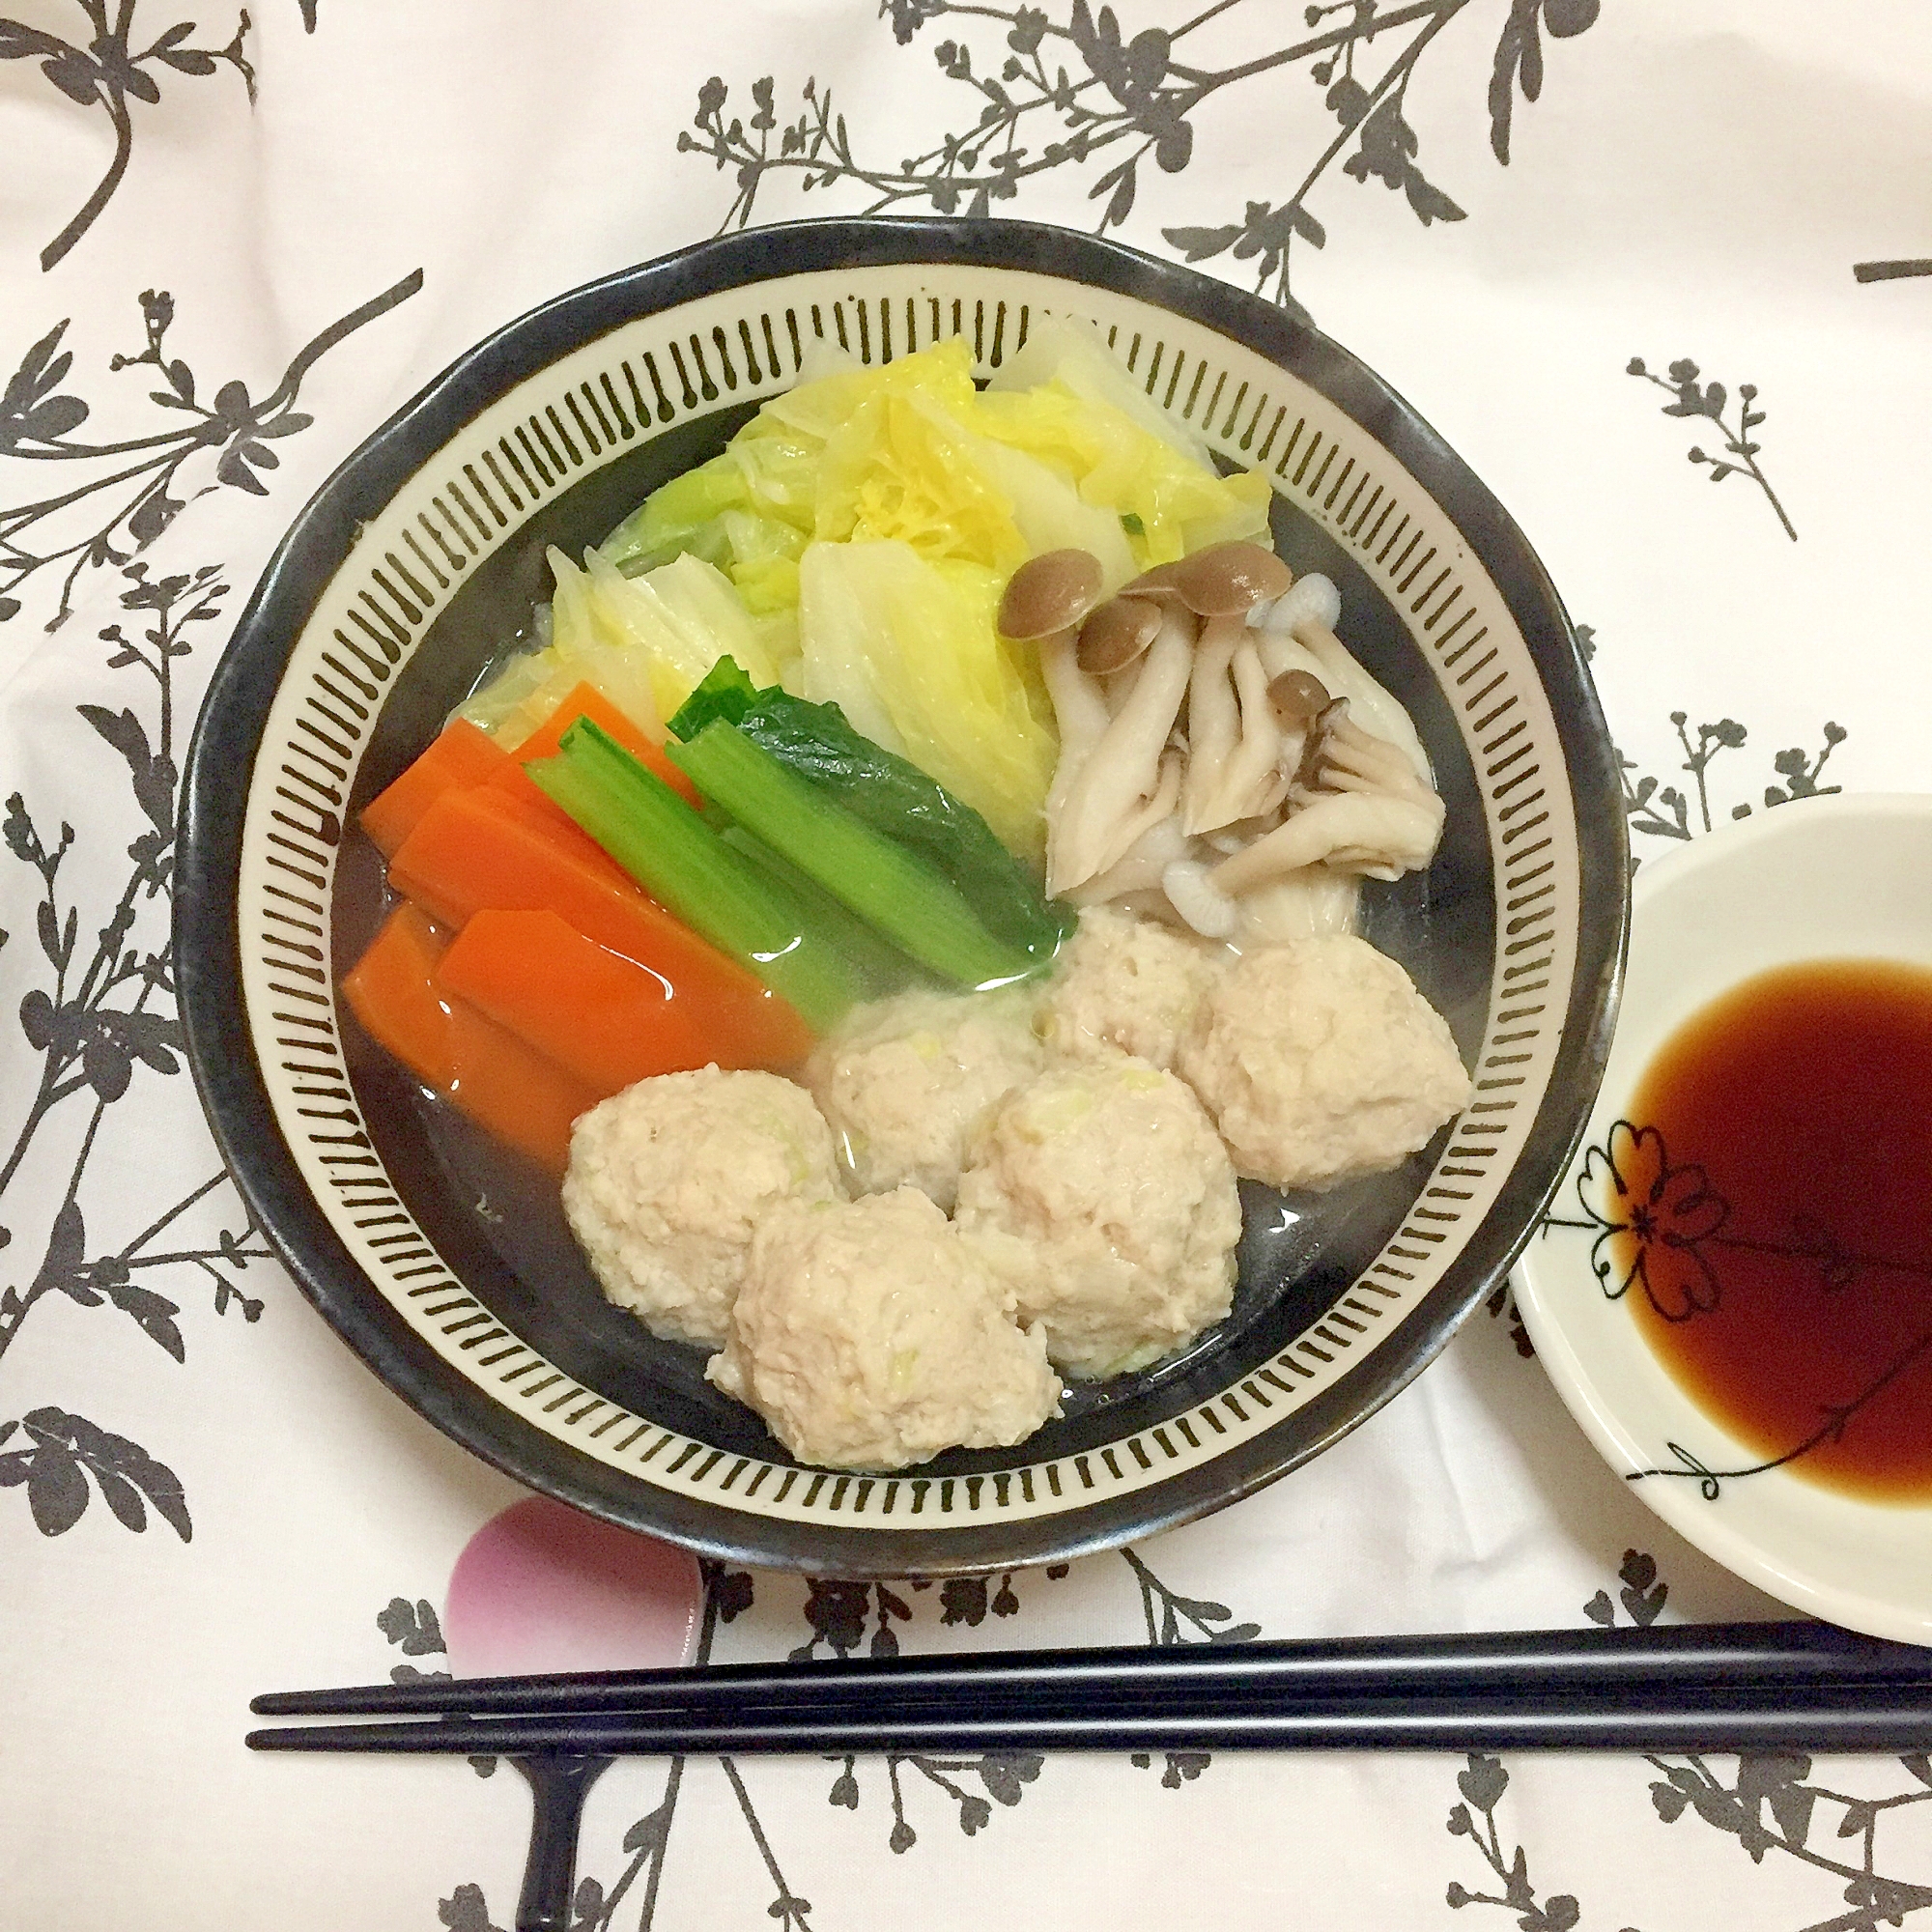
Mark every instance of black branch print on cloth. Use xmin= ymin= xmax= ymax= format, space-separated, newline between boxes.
xmin=431 ymin=1543 xmax=1252 ymax=1907
xmin=1485 ymin=1281 xmax=1534 ymax=1357
xmin=0 ymin=1406 xmax=192 ymax=1536
xmin=681 ymin=0 xmax=1602 ymax=319
xmin=1854 ymin=258 xmax=1932 ymax=283
xmin=1540 ymin=1119 xmax=1932 ymax=1498
xmin=1444 ymin=1754 xmax=1581 ymax=1931
xmin=0 ymin=560 xmax=277 ymax=1539
xmin=379 ymin=1596 xmax=454 ymax=1685
xmin=1644 ymin=1754 xmax=1932 ymax=1932
xmin=0 ymin=269 xmax=423 ymax=630
xmin=1445 ymin=1747 xmax=1932 ymax=1931
xmin=1124 ymin=1544 xmax=1262 ymax=1645
xmin=379 ymin=1599 xmax=497 ymax=1783
xmin=792 ymin=1565 xmax=1061 ymax=1852
xmin=1582 ymin=1548 xmax=1669 ymax=1629
xmin=1627 ymin=355 xmax=1797 ymax=542
xmin=805 ymin=1550 xmax=1259 ymax=1847
xmin=0 ymin=3 xmax=255 ymax=271
xmin=1122 ymin=1547 xmax=1259 ymax=1789
xmin=1618 ymin=708 xmax=1845 ymax=846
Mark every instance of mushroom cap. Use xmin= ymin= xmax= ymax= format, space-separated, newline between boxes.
xmin=1290 ymin=695 xmax=1350 ymax=795
xmin=1076 ymin=594 xmax=1165 ymax=674
xmin=1128 ymin=542 xmax=1293 ymax=617
xmin=998 ymin=549 xmax=1107 ymax=639
xmin=1267 ymin=668 xmax=1331 ymax=724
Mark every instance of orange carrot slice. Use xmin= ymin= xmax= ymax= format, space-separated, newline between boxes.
xmin=359 ymin=719 xmax=512 ymax=858
xmin=441 ymin=908 xmax=811 ymax=1089
xmin=340 ymin=903 xmax=596 ymax=1174
xmin=497 ymin=681 xmax=700 ymax=809
xmin=386 ymin=784 xmax=807 ymax=1056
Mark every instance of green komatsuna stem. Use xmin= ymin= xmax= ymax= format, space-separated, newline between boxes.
xmin=527 ymin=720 xmax=864 ymax=1031
xmin=667 ymin=721 xmax=1035 ymax=989
xmin=713 ymin=822 xmax=925 ymax=999
xmin=668 ymin=658 xmax=1067 ymax=961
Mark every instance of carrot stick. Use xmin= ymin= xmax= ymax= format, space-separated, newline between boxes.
xmin=386 ymin=782 xmax=799 ymax=1049
xmin=359 ymin=720 xmax=512 ymax=858
xmin=340 ymin=904 xmax=597 ymax=1174
xmin=441 ymin=908 xmax=812 ymax=1088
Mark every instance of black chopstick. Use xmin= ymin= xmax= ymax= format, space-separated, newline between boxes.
xmin=251 ymin=1619 xmax=1928 ymax=1721
xmin=247 ymin=1680 xmax=1932 ymax=1756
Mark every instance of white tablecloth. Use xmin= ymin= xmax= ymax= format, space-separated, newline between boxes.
xmin=5 ymin=4 xmax=1930 ymax=1925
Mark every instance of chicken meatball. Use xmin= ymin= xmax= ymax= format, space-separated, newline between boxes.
xmin=1038 ymin=904 xmax=1228 ymax=1071
xmin=955 ymin=1056 xmax=1241 ymax=1378
xmin=1178 ymin=934 xmax=1472 ymax=1192
xmin=706 ymin=1188 xmax=1062 ymax=1469
xmin=804 ymin=987 xmax=1043 ymax=1211
xmin=563 ymin=1067 xmax=840 ymax=1350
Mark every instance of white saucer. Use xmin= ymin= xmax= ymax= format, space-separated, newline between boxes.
xmin=1513 ymin=793 xmax=1932 ymax=1644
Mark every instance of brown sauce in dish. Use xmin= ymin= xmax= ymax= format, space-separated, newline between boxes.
xmin=1609 ymin=958 xmax=1932 ymax=1503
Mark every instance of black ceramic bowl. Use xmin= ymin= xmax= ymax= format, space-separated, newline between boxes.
xmin=177 ymin=218 xmax=1625 ymax=1575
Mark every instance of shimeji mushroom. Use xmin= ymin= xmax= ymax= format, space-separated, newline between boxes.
xmin=1149 ymin=541 xmax=1293 ymax=615
xmin=1179 ymin=613 xmax=1240 ymax=832
xmin=1066 ymin=812 xmax=1189 ymax=905
xmin=1159 ymin=856 xmax=1238 ymax=939
xmin=1208 ymin=686 xmax=1445 ymax=894
xmin=999 ymin=550 xmax=1111 ymax=874
xmin=1251 ymin=572 xmax=1432 ymax=785
xmin=1075 ymin=594 xmax=1163 ymax=676
xmin=1096 ymin=747 xmax=1184 ymax=877
xmin=1183 ymin=626 xmax=1284 ymax=835
xmin=1162 ymin=856 xmax=1363 ymax=945
xmin=1015 ymin=538 xmax=1443 ymax=919
xmin=1048 ymin=542 xmax=1291 ymax=895
xmin=1048 ymin=603 xmax=1194 ymax=895
xmin=1231 ymin=868 xmax=1362 ymax=944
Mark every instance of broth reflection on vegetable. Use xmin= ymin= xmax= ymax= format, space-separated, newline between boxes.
xmin=342 ymin=323 xmax=1471 ymax=1470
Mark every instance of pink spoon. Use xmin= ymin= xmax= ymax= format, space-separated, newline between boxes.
xmin=445 ymin=1494 xmax=703 ymax=1679
xmin=443 ymin=1497 xmax=705 ymax=1932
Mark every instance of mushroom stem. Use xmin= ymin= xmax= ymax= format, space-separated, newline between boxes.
xmin=1097 ymin=749 xmax=1183 ymax=877
xmin=1065 ymin=812 xmax=1189 ymax=902
xmin=1207 ymin=791 xmax=1443 ymax=895
xmin=1195 ymin=635 xmax=1282 ymax=833
xmin=1161 ymin=857 xmax=1238 ymax=939
xmin=1048 ymin=609 xmax=1195 ymax=895
xmin=1233 ymin=868 xmax=1362 ymax=945
xmin=1315 ymin=710 xmax=1441 ymax=810
xmin=1290 ymin=618 xmax=1432 ymax=786
xmin=1179 ymin=614 xmax=1240 ymax=834
xmin=1039 ymin=629 xmax=1112 ymax=881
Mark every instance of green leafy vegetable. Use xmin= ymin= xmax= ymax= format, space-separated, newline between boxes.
xmin=665 ymin=721 xmax=1038 ymax=989
xmin=669 ymin=660 xmax=1073 ymax=961
xmin=712 ymin=821 xmax=926 ymax=999
xmin=668 ymin=654 xmax=761 ymax=736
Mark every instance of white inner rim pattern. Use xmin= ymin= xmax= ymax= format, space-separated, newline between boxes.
xmin=237 ymin=262 xmax=1580 ymax=1528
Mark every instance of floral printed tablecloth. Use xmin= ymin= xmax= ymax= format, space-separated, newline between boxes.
xmin=5 ymin=5 xmax=1930 ymax=1927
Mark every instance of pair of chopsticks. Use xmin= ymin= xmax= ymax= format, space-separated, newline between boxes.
xmin=254 ymin=1624 xmax=1932 ymax=1932
xmin=250 ymin=1620 xmax=1932 ymax=1757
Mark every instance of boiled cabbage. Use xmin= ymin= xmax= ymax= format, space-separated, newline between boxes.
xmin=798 ymin=540 xmax=1057 ymax=863
xmin=560 ymin=331 xmax=1274 ymax=857
xmin=456 ymin=548 xmax=791 ymax=743
xmin=987 ymin=311 xmax=1215 ymax=469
